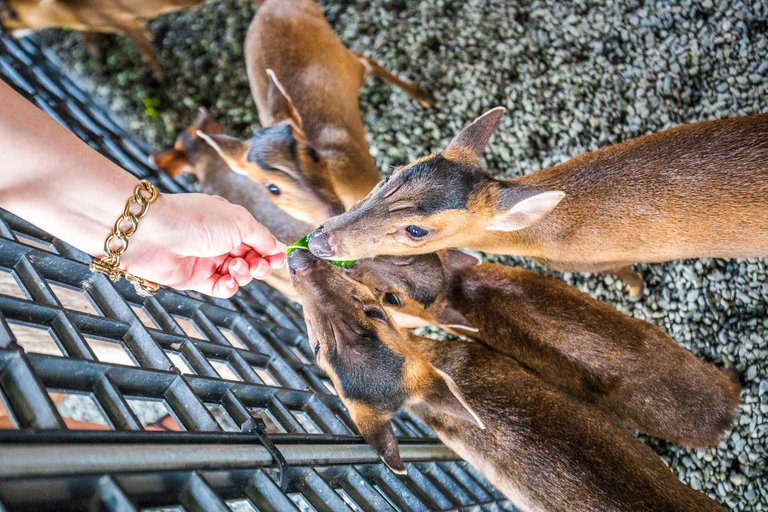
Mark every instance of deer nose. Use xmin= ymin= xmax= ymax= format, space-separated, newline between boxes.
xmin=287 ymin=248 xmax=317 ymax=272
xmin=308 ymin=229 xmax=335 ymax=258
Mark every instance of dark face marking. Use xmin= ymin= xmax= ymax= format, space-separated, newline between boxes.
xmin=411 ymin=285 xmax=439 ymax=309
xmin=248 ymin=124 xmax=301 ymax=179
xmin=326 ymin=327 xmax=407 ymax=408
xmin=289 ymin=254 xmax=410 ymax=413
xmin=387 ymin=154 xmax=490 ymax=214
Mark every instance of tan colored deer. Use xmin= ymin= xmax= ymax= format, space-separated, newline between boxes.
xmin=201 ymin=0 xmax=434 ymax=223
xmin=308 ymin=110 xmax=768 ymax=297
xmin=287 ymin=250 xmax=724 ymax=511
xmin=151 ymin=109 xmax=311 ymax=300
xmin=348 ymin=251 xmax=741 ymax=448
xmin=0 ymin=0 xmax=205 ymax=79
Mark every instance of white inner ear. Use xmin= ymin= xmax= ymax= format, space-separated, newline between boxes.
xmin=266 ymin=69 xmax=294 ymax=104
xmin=196 ymin=131 xmax=248 ymax=175
xmin=434 ymin=368 xmax=485 ymax=430
xmin=196 ymin=130 xmax=223 ymax=154
xmin=487 ymin=191 xmax=565 ymax=232
xmin=442 ymin=324 xmax=480 ymax=333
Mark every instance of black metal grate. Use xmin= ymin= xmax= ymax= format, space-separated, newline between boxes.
xmin=0 ymin=35 xmax=515 ymax=511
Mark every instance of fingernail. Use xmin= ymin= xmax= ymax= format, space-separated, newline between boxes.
xmin=231 ymin=259 xmax=244 ymax=273
xmin=225 ymin=276 xmax=236 ymax=288
xmin=276 ymin=241 xmax=288 ymax=253
xmin=250 ymin=262 xmax=265 ymax=279
xmin=254 ymin=260 xmax=270 ymax=279
xmin=271 ymin=256 xmax=285 ymax=269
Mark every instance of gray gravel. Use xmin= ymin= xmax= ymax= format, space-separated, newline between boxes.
xmin=39 ymin=0 xmax=768 ymax=509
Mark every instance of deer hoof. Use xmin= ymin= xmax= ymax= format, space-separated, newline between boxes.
xmin=414 ymin=88 xmax=436 ymax=109
xmin=626 ymin=283 xmax=644 ymax=301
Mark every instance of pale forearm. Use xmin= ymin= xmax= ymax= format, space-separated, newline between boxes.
xmin=0 ymin=80 xmax=285 ymax=298
xmin=0 ymin=79 xmax=139 ymax=256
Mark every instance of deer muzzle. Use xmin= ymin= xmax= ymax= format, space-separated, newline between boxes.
xmin=308 ymin=228 xmax=335 ymax=258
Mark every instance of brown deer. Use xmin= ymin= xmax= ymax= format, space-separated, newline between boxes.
xmin=0 ymin=0 xmax=205 ymax=79
xmin=308 ymin=109 xmax=768 ymax=297
xmin=151 ymin=109 xmax=311 ymax=300
xmin=200 ymin=0 xmax=434 ymax=223
xmin=347 ymin=251 xmax=741 ymax=448
xmin=154 ymin=109 xmax=433 ymax=326
xmin=287 ymin=250 xmax=724 ymax=512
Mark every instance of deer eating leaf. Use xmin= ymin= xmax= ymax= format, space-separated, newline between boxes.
xmin=287 ymin=235 xmax=356 ymax=268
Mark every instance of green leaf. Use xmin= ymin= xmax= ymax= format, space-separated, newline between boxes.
xmin=329 ymin=259 xmax=357 ymax=268
xmin=285 ymin=235 xmax=310 ymax=256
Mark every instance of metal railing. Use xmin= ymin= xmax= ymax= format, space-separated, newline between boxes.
xmin=0 ymin=35 xmax=515 ymax=511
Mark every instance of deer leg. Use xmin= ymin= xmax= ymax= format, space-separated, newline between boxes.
xmin=122 ymin=24 xmax=164 ymax=80
xmin=605 ymin=265 xmax=644 ymax=300
xmin=352 ymin=51 xmax=435 ymax=108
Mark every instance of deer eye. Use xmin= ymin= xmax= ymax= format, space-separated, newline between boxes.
xmin=383 ymin=292 xmax=401 ymax=307
xmin=406 ymin=225 xmax=429 ymax=239
xmin=364 ymin=308 xmax=387 ymax=321
xmin=265 ymin=183 xmax=280 ymax=195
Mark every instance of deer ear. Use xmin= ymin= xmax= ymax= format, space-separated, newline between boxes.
xmin=445 ymin=107 xmax=506 ymax=158
xmin=421 ymin=367 xmax=484 ymax=429
xmin=440 ymin=250 xmax=482 ymax=274
xmin=197 ymin=132 xmax=250 ymax=175
xmin=436 ymin=306 xmax=478 ymax=333
xmin=351 ymin=409 xmax=406 ymax=475
xmin=194 ymin=108 xmax=223 ymax=135
xmin=149 ymin=148 xmax=191 ymax=178
xmin=266 ymin=69 xmax=304 ymax=130
xmin=488 ymin=191 xmax=565 ymax=232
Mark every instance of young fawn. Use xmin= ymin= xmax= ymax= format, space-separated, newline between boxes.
xmin=308 ymin=109 xmax=768 ymax=297
xmin=151 ymin=109 xmax=311 ymax=300
xmin=0 ymin=0 xmax=203 ymax=79
xmin=152 ymin=109 xmax=312 ymax=243
xmin=348 ymin=251 xmax=741 ymax=448
xmin=201 ymin=0 xmax=434 ymax=222
xmin=287 ymin=250 xmax=724 ymax=511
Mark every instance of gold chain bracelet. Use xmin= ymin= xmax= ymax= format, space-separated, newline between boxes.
xmin=89 ymin=180 xmax=160 ymax=297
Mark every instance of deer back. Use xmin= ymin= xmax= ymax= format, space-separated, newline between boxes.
xmin=245 ymin=0 xmax=380 ymax=206
xmin=444 ymin=263 xmax=741 ymax=447
xmin=409 ymin=335 xmax=725 ymax=512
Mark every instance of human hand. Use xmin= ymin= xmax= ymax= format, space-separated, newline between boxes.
xmin=121 ymin=193 xmax=286 ymax=298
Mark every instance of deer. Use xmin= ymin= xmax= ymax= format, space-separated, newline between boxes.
xmin=0 ymin=0 xmax=205 ymax=79
xmin=151 ymin=109 xmax=311 ymax=301
xmin=286 ymin=249 xmax=725 ymax=512
xmin=153 ymin=109 xmax=436 ymax=327
xmin=307 ymin=109 xmax=768 ymax=298
xmin=199 ymin=0 xmax=435 ymax=224
xmin=346 ymin=250 xmax=741 ymax=448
